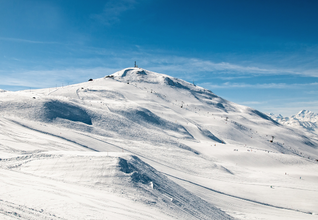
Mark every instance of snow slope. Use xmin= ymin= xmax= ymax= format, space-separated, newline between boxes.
xmin=1 ymin=152 xmax=230 ymax=220
xmin=0 ymin=67 xmax=318 ymax=219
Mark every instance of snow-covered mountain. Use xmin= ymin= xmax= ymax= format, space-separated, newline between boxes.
xmin=269 ymin=110 xmax=318 ymax=135
xmin=0 ymin=67 xmax=318 ymax=220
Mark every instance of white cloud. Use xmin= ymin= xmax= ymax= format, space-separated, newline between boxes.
xmin=132 ymin=54 xmax=318 ymax=78
xmin=199 ymin=82 xmax=318 ymax=89
xmin=0 ymin=67 xmax=119 ymax=89
xmin=260 ymin=100 xmax=318 ymax=116
xmin=136 ymin=57 xmax=292 ymax=80
xmin=25 ymin=44 xmax=317 ymax=78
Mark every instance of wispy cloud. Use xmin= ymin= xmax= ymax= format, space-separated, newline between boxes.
xmin=0 ymin=67 xmax=119 ymax=89
xmin=128 ymin=53 xmax=318 ymax=78
xmin=2 ymin=44 xmax=318 ymax=90
xmin=92 ymin=0 xmax=137 ymax=25
xmin=305 ymin=90 xmax=318 ymax=95
xmin=230 ymin=96 xmax=318 ymax=116
xmin=188 ymin=59 xmax=285 ymax=74
xmin=0 ymin=37 xmax=61 ymax=45
xmin=32 ymin=45 xmax=318 ymax=78
xmin=240 ymin=101 xmax=268 ymax=105
xmin=260 ymin=100 xmax=318 ymax=116
xmin=136 ymin=56 xmax=318 ymax=79
xmin=217 ymin=76 xmax=252 ymax=80
xmin=200 ymin=82 xmax=318 ymax=89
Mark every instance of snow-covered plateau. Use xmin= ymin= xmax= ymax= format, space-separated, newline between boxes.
xmin=0 ymin=67 xmax=318 ymax=220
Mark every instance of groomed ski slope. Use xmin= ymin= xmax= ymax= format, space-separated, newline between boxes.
xmin=0 ymin=67 xmax=318 ymax=219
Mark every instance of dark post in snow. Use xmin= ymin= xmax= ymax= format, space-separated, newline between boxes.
xmin=134 ymin=61 xmax=138 ymax=68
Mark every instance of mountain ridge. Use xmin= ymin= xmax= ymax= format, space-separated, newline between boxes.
xmin=269 ymin=110 xmax=318 ymax=135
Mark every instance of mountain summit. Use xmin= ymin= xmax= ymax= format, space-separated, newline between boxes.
xmin=108 ymin=67 xmax=199 ymax=90
xmin=0 ymin=68 xmax=317 ymax=219
xmin=295 ymin=110 xmax=318 ymax=121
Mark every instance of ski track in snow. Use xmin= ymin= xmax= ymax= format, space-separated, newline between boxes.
xmin=0 ymin=199 xmax=65 ymax=220
xmin=8 ymin=119 xmax=99 ymax=152
xmin=164 ymin=173 xmax=313 ymax=215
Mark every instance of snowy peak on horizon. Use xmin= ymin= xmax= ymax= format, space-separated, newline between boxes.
xmin=270 ymin=110 xmax=318 ymax=122
xmin=294 ymin=110 xmax=318 ymax=122
xmin=269 ymin=110 xmax=318 ymax=134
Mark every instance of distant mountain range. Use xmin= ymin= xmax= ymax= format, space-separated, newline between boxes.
xmin=269 ymin=110 xmax=318 ymax=135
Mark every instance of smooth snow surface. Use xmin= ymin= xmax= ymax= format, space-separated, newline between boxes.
xmin=1 ymin=67 xmax=318 ymax=220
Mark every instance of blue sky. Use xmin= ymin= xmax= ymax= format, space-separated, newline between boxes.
xmin=1 ymin=0 xmax=318 ymax=116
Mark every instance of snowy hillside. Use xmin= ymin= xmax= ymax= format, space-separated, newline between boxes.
xmin=270 ymin=110 xmax=318 ymax=135
xmin=0 ymin=67 xmax=318 ymax=220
